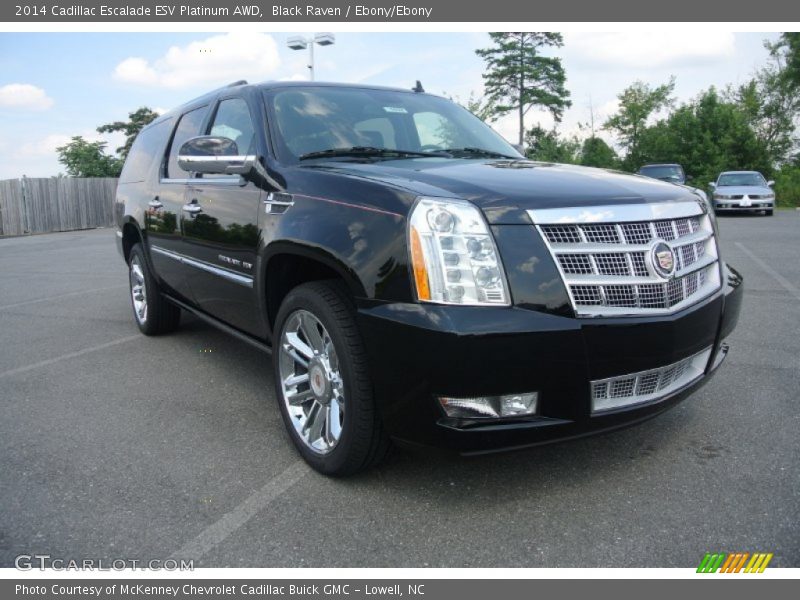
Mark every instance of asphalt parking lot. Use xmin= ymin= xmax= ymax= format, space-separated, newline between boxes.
xmin=1 ymin=211 xmax=798 ymax=568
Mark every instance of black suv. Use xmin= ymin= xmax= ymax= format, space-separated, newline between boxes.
xmin=115 ymin=81 xmax=742 ymax=475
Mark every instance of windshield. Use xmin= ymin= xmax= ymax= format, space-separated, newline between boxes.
xmin=638 ymin=165 xmax=684 ymax=181
xmin=717 ymin=173 xmax=767 ymax=187
xmin=265 ymin=86 xmax=521 ymax=163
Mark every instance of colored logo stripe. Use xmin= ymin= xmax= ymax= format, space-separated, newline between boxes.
xmin=697 ymin=552 xmax=773 ymax=573
xmin=697 ymin=553 xmax=726 ymax=573
xmin=745 ymin=553 xmax=773 ymax=573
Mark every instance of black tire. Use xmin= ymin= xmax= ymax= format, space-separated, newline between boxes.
xmin=273 ymin=280 xmax=390 ymax=476
xmin=127 ymin=243 xmax=181 ymax=335
xmin=766 ymin=209 xmax=774 ymax=216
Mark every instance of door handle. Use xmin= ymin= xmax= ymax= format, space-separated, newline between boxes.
xmin=182 ymin=202 xmax=203 ymax=214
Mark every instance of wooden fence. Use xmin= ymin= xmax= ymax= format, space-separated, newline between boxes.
xmin=0 ymin=177 xmax=119 ymax=237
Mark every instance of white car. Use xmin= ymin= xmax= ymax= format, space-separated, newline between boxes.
xmin=710 ymin=171 xmax=775 ymax=216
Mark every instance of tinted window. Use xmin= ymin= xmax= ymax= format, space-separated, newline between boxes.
xmin=118 ymin=118 xmax=173 ymax=183
xmin=413 ymin=111 xmax=465 ymax=148
xmin=208 ymin=98 xmax=256 ymax=154
xmin=638 ymin=165 xmax=684 ymax=182
xmin=268 ymin=87 xmax=518 ymax=162
xmin=166 ymin=106 xmax=207 ymax=178
xmin=717 ymin=173 xmax=767 ymax=187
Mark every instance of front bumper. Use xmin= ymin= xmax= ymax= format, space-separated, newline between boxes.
xmin=357 ymin=263 xmax=743 ymax=454
xmin=714 ymin=200 xmax=774 ymax=212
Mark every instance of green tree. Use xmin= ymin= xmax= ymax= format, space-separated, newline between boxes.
xmin=97 ymin=106 xmax=159 ymax=160
xmin=476 ymin=32 xmax=572 ymax=147
xmin=580 ymin=137 xmax=618 ymax=168
xmin=636 ymin=88 xmax=771 ymax=187
xmin=55 ymin=136 xmax=123 ymax=178
xmin=603 ymin=78 xmax=675 ymax=170
xmin=524 ymin=125 xmax=580 ymax=163
xmin=733 ymin=64 xmax=799 ymax=165
xmin=768 ymin=32 xmax=800 ymax=90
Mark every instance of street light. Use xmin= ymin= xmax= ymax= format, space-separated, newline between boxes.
xmin=286 ymin=33 xmax=335 ymax=81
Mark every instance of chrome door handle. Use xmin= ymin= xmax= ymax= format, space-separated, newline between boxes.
xmin=182 ymin=203 xmax=203 ymax=214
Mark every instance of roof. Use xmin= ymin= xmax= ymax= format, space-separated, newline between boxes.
xmin=255 ymin=80 xmax=418 ymax=94
xmin=719 ymin=170 xmax=763 ymax=175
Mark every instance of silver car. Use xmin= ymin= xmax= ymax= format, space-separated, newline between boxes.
xmin=710 ymin=171 xmax=776 ymax=216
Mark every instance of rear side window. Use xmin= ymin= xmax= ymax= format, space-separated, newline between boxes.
xmin=118 ymin=118 xmax=173 ymax=183
xmin=166 ymin=106 xmax=207 ymax=179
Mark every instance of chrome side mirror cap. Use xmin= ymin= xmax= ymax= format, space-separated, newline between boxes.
xmin=767 ymin=180 xmax=775 ymax=187
xmin=178 ymin=136 xmax=256 ymax=175
xmin=708 ymin=182 xmax=716 ymax=189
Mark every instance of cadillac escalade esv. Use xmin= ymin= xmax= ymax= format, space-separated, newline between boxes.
xmin=115 ymin=81 xmax=743 ymax=475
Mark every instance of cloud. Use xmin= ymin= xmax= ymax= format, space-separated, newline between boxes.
xmin=566 ymin=32 xmax=736 ymax=69
xmin=0 ymin=83 xmax=54 ymax=110
xmin=20 ymin=134 xmax=71 ymax=157
xmin=113 ymin=32 xmax=281 ymax=89
xmin=20 ymin=131 xmax=126 ymax=158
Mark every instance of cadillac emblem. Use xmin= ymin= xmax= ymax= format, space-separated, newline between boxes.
xmin=651 ymin=241 xmax=676 ymax=279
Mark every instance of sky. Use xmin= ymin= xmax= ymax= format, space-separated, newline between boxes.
xmin=0 ymin=31 xmax=780 ymax=179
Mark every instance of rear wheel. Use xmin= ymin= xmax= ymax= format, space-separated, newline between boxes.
xmin=128 ymin=243 xmax=181 ymax=335
xmin=273 ymin=281 xmax=390 ymax=476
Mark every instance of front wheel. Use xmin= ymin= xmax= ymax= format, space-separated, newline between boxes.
xmin=273 ymin=281 xmax=390 ymax=476
xmin=765 ymin=209 xmax=774 ymax=216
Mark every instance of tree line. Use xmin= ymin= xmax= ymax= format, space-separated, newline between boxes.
xmin=473 ymin=32 xmax=799 ymax=206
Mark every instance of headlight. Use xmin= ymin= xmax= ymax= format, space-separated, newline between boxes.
xmin=713 ymin=194 xmax=735 ymax=200
xmin=408 ymin=197 xmax=510 ymax=306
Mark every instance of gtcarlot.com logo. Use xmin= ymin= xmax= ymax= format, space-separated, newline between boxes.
xmin=15 ymin=554 xmax=193 ymax=571
xmin=697 ymin=552 xmax=773 ymax=573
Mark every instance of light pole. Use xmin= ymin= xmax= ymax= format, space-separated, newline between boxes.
xmin=286 ymin=33 xmax=335 ymax=81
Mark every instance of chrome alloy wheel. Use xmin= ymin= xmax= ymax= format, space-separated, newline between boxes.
xmin=278 ymin=309 xmax=345 ymax=454
xmin=129 ymin=255 xmax=148 ymax=325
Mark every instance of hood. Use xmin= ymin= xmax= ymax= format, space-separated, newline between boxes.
xmin=714 ymin=185 xmax=774 ymax=196
xmin=305 ymin=158 xmax=701 ymax=224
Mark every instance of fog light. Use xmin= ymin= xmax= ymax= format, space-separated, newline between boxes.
xmin=438 ymin=392 xmax=538 ymax=419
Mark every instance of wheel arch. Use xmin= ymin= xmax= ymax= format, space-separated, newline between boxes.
xmin=261 ymin=241 xmax=368 ymax=337
xmin=120 ymin=217 xmax=144 ymax=264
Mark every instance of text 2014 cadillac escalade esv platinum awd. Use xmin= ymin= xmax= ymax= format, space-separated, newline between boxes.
xmin=115 ymin=81 xmax=743 ymax=475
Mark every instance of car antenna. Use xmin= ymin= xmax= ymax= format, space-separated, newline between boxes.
xmin=412 ymin=80 xmax=425 ymax=93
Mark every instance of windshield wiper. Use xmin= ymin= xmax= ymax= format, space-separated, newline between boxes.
xmin=442 ymin=147 xmax=519 ymax=159
xmin=299 ymin=146 xmax=449 ymax=161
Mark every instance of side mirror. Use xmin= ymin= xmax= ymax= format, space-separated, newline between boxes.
xmin=709 ymin=182 xmax=716 ymax=189
xmin=767 ymin=180 xmax=775 ymax=187
xmin=178 ymin=136 xmax=255 ymax=175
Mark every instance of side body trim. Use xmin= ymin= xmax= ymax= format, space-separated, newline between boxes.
xmin=151 ymin=245 xmax=254 ymax=287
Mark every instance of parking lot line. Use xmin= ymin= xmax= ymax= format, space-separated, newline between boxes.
xmin=0 ymin=284 xmax=127 ymax=311
xmin=170 ymin=461 xmax=310 ymax=561
xmin=0 ymin=334 xmax=141 ymax=379
xmin=734 ymin=242 xmax=800 ymax=301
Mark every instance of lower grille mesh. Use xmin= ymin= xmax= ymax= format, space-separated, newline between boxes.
xmin=591 ymin=347 xmax=712 ymax=413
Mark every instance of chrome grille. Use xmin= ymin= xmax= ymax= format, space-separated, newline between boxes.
xmin=591 ymin=347 xmax=712 ymax=413
xmin=531 ymin=202 xmax=721 ymax=317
